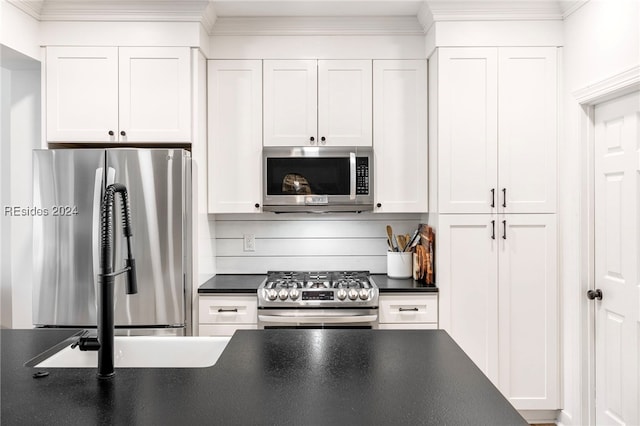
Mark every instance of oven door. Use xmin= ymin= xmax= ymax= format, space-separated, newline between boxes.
xmin=258 ymin=308 xmax=378 ymax=329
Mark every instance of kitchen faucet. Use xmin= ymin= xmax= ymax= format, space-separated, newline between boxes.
xmin=75 ymin=183 xmax=137 ymax=379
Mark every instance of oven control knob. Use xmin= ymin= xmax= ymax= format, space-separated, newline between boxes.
xmin=359 ymin=289 xmax=370 ymax=300
xmin=267 ymin=289 xmax=278 ymax=301
xmin=348 ymin=288 xmax=359 ymax=300
xmin=278 ymin=289 xmax=289 ymax=300
xmin=289 ymin=289 xmax=300 ymax=300
xmin=337 ymin=289 xmax=347 ymax=300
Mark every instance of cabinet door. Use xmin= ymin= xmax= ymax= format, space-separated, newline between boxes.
xmin=373 ymin=60 xmax=428 ymax=213
xmin=263 ymin=60 xmax=317 ymax=146
xmin=207 ymin=60 xmax=262 ymax=213
xmin=498 ymin=48 xmax=557 ymax=213
xmin=437 ymin=214 xmax=499 ymax=384
xmin=498 ymin=214 xmax=558 ymax=409
xmin=318 ymin=60 xmax=372 ymax=146
xmin=118 ymin=47 xmax=191 ymax=142
xmin=437 ymin=48 xmax=498 ymax=214
xmin=46 ymin=46 xmax=118 ymax=142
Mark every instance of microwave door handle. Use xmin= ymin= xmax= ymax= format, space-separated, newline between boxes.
xmin=349 ymin=152 xmax=356 ymax=200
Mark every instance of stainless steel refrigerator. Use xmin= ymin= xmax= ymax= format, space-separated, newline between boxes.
xmin=32 ymin=148 xmax=191 ymax=335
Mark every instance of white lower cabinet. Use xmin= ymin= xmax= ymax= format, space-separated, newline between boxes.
xmin=437 ymin=213 xmax=559 ymax=410
xmin=198 ymin=295 xmax=258 ymax=336
xmin=378 ymin=293 xmax=438 ymax=329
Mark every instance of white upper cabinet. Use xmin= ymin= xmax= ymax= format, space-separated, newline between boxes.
xmin=46 ymin=46 xmax=191 ymax=143
xmin=498 ymin=48 xmax=557 ymax=213
xmin=207 ymin=60 xmax=263 ymax=213
xmin=118 ymin=47 xmax=191 ymax=143
xmin=263 ymin=59 xmax=372 ymax=147
xmin=434 ymin=47 xmax=557 ymax=214
xmin=373 ymin=60 xmax=428 ymax=213
xmin=46 ymin=46 xmax=119 ymax=142
xmin=436 ymin=48 xmax=498 ymax=214
xmin=318 ymin=60 xmax=372 ymax=146
xmin=263 ymin=60 xmax=318 ymax=146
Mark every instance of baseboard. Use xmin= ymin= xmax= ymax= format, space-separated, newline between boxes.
xmin=519 ymin=409 xmax=560 ymax=424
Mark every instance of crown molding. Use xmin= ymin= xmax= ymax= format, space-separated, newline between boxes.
xmin=201 ymin=2 xmax=218 ymax=34
xmin=560 ymin=0 xmax=589 ymax=19
xmin=417 ymin=3 xmax=434 ymax=33
xmin=6 ymin=0 xmax=573 ymax=37
xmin=425 ymin=1 xmax=564 ymax=22
xmin=6 ymin=1 xmax=44 ymax=19
xmin=7 ymin=0 xmax=211 ymax=22
xmin=210 ymin=16 xmax=425 ymax=36
xmin=573 ymin=65 xmax=640 ymax=105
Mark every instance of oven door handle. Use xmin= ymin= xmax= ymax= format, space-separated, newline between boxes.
xmin=258 ymin=314 xmax=378 ymax=324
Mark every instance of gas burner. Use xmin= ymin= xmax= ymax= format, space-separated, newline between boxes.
xmin=334 ymin=279 xmax=364 ymax=289
xmin=306 ymin=281 xmax=330 ymax=289
xmin=260 ymin=270 xmax=378 ymax=308
xmin=272 ymin=280 xmax=303 ymax=289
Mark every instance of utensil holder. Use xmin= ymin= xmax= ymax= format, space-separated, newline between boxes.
xmin=387 ymin=252 xmax=413 ymax=279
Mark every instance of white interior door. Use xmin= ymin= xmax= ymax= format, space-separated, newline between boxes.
xmin=594 ymin=90 xmax=640 ymax=426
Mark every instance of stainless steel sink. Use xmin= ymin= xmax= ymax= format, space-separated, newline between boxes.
xmin=32 ymin=336 xmax=231 ymax=368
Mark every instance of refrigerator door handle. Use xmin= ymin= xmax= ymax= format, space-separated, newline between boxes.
xmin=92 ymin=167 xmax=104 ymax=309
xmin=106 ymin=167 xmax=116 ymax=187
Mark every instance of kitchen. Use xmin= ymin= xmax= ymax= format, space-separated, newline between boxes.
xmin=1 ymin=0 xmax=639 ymax=424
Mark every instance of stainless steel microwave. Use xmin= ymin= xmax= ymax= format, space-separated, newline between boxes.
xmin=263 ymin=147 xmax=374 ymax=213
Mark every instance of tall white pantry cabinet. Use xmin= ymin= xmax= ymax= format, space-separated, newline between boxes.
xmin=429 ymin=47 xmax=559 ymax=410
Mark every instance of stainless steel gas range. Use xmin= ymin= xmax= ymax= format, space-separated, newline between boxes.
xmin=257 ymin=271 xmax=379 ymax=329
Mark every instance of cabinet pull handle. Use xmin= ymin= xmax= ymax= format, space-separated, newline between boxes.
xmin=254 ymin=203 xmax=260 ymax=209
xmin=376 ymin=203 xmax=382 ymax=208
xmin=491 ymin=188 xmax=495 ymax=208
xmin=217 ymin=308 xmax=238 ymax=313
xmin=502 ymin=188 xmax=507 ymax=208
xmin=502 ymin=220 xmax=507 ymax=240
xmin=491 ymin=220 xmax=496 ymax=240
xmin=108 ymin=130 xmax=114 ymax=136
xmin=321 ymin=136 xmax=326 ymax=145
xmin=398 ymin=307 xmax=419 ymax=312
xmin=120 ymin=131 xmax=126 ymax=137
xmin=309 ymin=136 xmax=315 ymax=144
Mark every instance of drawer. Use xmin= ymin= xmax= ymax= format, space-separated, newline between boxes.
xmin=198 ymin=324 xmax=257 ymax=337
xmin=199 ymin=296 xmax=258 ymax=324
xmin=378 ymin=294 xmax=438 ymax=324
xmin=378 ymin=323 xmax=438 ymax=330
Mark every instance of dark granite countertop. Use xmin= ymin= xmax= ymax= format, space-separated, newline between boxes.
xmin=371 ymin=274 xmax=438 ymax=292
xmin=198 ymin=274 xmax=437 ymax=294
xmin=2 ymin=328 xmax=525 ymax=425
xmin=198 ymin=274 xmax=266 ymax=293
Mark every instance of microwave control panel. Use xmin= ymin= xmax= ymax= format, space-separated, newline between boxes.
xmin=356 ymin=158 xmax=369 ymax=195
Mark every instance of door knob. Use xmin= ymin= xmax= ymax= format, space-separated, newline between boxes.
xmin=587 ymin=289 xmax=603 ymax=300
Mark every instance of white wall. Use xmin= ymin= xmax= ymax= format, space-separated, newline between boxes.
xmin=560 ymin=1 xmax=640 ymax=424
xmin=0 ymin=57 xmax=41 ymax=329
xmin=211 ymin=213 xmax=422 ymax=274
xmin=0 ymin=1 xmax=41 ymax=61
